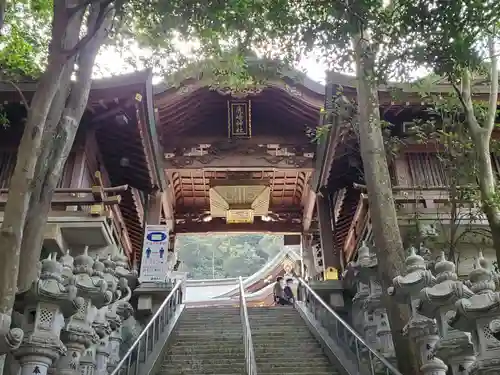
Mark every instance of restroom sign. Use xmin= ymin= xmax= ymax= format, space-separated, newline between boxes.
xmin=139 ymin=225 xmax=170 ymax=283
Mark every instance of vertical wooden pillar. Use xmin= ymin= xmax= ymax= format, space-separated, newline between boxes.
xmin=317 ymin=194 xmax=341 ymax=278
xmin=300 ymin=233 xmax=316 ymax=279
xmin=161 ymin=189 xmax=175 ymax=232
xmin=146 ymin=191 xmax=162 ymax=225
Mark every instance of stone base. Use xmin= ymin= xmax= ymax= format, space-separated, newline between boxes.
xmin=133 ymin=282 xmax=175 ymax=320
xmin=308 ymin=280 xmax=347 ymax=316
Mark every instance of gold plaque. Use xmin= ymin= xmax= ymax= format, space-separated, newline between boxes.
xmin=324 ymin=267 xmax=339 ymax=280
xmin=226 ymin=209 xmax=254 ymax=224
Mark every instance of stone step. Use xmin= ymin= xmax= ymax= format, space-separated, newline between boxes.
xmin=175 ymin=332 xmax=244 ymax=337
xmin=180 ymin=312 xmax=241 ymax=316
xmin=255 ymin=358 xmax=331 ymax=367
xmin=179 ymin=317 xmax=241 ymax=321
xmin=165 ymin=353 xmax=329 ymax=363
xmin=248 ymin=309 xmax=298 ymax=314
xmin=248 ymin=317 xmax=304 ymax=321
xmin=174 ymin=337 xmax=243 ymax=344
xmin=253 ymin=341 xmax=322 ymax=350
xmin=257 ymin=368 xmax=333 ymax=374
xmin=251 ymin=330 xmax=313 ymax=336
xmin=179 ymin=314 xmax=241 ymax=322
xmin=177 ymin=319 xmax=242 ymax=324
xmin=174 ymin=336 xmax=319 ymax=350
xmin=178 ymin=320 xmax=243 ymax=329
xmin=177 ymin=327 xmax=311 ymax=334
xmin=157 ymin=372 xmax=244 ymax=375
xmin=166 ymin=346 xmax=245 ymax=355
xmin=161 ymin=364 xmax=334 ymax=374
xmin=161 ymin=363 xmax=245 ymax=372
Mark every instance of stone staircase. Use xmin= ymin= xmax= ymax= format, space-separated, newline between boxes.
xmin=158 ymin=306 xmax=340 ymax=375
xmin=248 ymin=306 xmax=340 ymax=375
xmin=158 ymin=307 xmax=245 ymax=374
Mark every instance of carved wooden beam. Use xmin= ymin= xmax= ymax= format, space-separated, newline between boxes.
xmin=174 ymin=219 xmax=302 ymax=234
xmin=165 ymin=155 xmax=314 ymax=169
xmin=0 ymin=185 xmax=128 ymax=194
xmin=0 ymin=196 xmax=121 ymax=207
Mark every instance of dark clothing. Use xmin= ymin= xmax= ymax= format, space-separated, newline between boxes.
xmin=273 ymin=282 xmax=284 ymax=299
xmin=275 ymin=296 xmax=292 ymax=305
xmin=284 ymin=286 xmax=294 ymax=303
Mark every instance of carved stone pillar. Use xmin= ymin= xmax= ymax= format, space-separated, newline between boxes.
xmin=389 ymin=247 xmax=447 ymax=375
xmin=107 ymin=250 xmax=136 ymax=371
xmin=419 ymin=252 xmax=475 ymax=375
xmin=14 ymin=254 xmax=78 ymax=375
xmin=351 ymin=281 xmax=370 ymax=335
xmin=450 ymin=253 xmax=500 ymax=375
xmin=79 ymin=347 xmax=96 ymax=375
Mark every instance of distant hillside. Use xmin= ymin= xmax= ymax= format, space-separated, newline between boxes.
xmin=175 ymin=234 xmax=283 ymax=279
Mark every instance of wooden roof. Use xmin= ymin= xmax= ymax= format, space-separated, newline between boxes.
xmin=154 ymin=86 xmax=322 ymax=144
xmin=0 ymin=70 xmax=165 ymax=261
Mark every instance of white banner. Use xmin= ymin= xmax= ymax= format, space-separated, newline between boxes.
xmin=139 ymin=224 xmax=170 ymax=283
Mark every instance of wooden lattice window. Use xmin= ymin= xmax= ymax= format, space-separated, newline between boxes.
xmin=407 ymin=153 xmax=449 ymax=187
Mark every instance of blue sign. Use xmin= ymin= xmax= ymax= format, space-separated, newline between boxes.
xmin=140 ymin=225 xmax=170 ymax=283
xmin=147 ymin=232 xmax=167 ymax=242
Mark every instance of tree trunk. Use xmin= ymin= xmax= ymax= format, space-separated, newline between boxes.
xmin=475 ymin=131 xmax=500 ymax=259
xmin=16 ymin=3 xmax=114 ymax=293
xmin=0 ymin=50 xmax=69 ymax=316
xmin=353 ymin=31 xmax=420 ymax=374
xmin=16 ymin=66 xmax=75 ymax=293
xmin=0 ymin=0 xmax=5 ymax=32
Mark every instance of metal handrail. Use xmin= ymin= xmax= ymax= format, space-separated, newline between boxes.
xmin=110 ymin=280 xmax=184 ymax=375
xmin=238 ymin=276 xmax=258 ymax=375
xmin=297 ymin=278 xmax=403 ymax=375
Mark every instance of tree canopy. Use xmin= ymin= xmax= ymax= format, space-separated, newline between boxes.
xmin=175 ymin=234 xmax=283 ymax=279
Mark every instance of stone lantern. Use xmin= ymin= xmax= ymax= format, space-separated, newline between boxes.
xmin=14 ymin=253 xmax=79 ymax=375
xmin=106 ymin=250 xmax=136 ymax=372
xmin=55 ymin=247 xmax=113 ymax=375
xmin=450 ymin=253 xmax=500 ymax=375
xmin=351 ymin=242 xmax=395 ymax=360
xmin=113 ymin=248 xmax=138 ymax=291
xmin=389 ymin=247 xmax=447 ymax=375
xmin=418 ymin=252 xmax=475 ymax=374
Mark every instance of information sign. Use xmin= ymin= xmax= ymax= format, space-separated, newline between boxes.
xmin=139 ymin=224 xmax=170 ymax=283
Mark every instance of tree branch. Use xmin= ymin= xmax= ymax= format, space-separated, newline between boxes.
xmin=451 ymin=81 xmax=467 ymax=109
xmin=485 ymin=33 xmax=499 ymax=133
xmin=61 ymin=0 xmax=115 ymax=58
xmin=67 ymin=0 xmax=95 ymax=17
xmin=460 ymin=69 xmax=482 ymax=135
xmin=0 ymin=80 xmax=30 ymax=111
xmin=0 ymin=0 xmax=5 ymax=33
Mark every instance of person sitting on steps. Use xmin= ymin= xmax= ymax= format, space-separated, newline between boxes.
xmin=273 ymin=276 xmax=291 ymax=306
xmin=283 ymin=278 xmax=295 ymax=304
